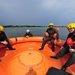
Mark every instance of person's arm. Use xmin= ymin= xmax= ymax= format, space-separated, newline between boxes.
xmin=63 ymin=33 xmax=71 ymax=47
xmin=29 ymin=33 xmax=33 ymax=37
xmin=2 ymin=32 xmax=10 ymax=43
xmin=54 ymin=29 xmax=59 ymax=41
xmin=24 ymin=33 xmax=27 ymax=37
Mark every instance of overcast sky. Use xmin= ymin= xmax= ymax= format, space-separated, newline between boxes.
xmin=0 ymin=0 xmax=75 ymax=26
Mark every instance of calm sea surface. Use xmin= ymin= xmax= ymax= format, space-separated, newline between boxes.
xmin=4 ymin=27 xmax=69 ymax=40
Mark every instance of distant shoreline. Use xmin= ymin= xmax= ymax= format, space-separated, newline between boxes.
xmin=4 ymin=25 xmax=66 ymax=28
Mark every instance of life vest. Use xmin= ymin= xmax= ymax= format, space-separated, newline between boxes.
xmin=53 ymin=33 xmax=57 ymax=39
xmin=67 ymin=38 xmax=75 ymax=46
xmin=45 ymin=32 xmax=57 ymax=39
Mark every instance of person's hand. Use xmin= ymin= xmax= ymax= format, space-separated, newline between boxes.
xmin=1 ymin=41 xmax=7 ymax=44
xmin=26 ymin=36 xmax=29 ymax=38
xmin=69 ymin=48 xmax=75 ymax=53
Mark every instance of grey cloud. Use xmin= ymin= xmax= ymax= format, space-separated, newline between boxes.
xmin=0 ymin=0 xmax=75 ymax=26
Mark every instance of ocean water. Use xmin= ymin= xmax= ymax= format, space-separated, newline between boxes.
xmin=4 ymin=27 xmax=69 ymax=40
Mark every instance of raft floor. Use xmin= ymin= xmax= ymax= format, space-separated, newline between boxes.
xmin=0 ymin=42 xmax=75 ymax=75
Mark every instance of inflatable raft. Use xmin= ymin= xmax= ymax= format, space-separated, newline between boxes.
xmin=0 ymin=36 xmax=75 ymax=75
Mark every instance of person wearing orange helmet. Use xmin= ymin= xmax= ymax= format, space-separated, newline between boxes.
xmin=50 ymin=23 xmax=75 ymax=71
xmin=39 ymin=23 xmax=59 ymax=52
xmin=0 ymin=25 xmax=15 ymax=50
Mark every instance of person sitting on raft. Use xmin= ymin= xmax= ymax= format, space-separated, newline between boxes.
xmin=39 ymin=22 xmax=59 ymax=52
xmin=24 ymin=29 xmax=33 ymax=38
xmin=50 ymin=23 xmax=75 ymax=71
xmin=0 ymin=25 xmax=15 ymax=50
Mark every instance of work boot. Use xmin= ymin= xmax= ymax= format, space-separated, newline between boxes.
xmin=9 ymin=48 xmax=16 ymax=50
xmin=7 ymin=44 xmax=16 ymax=50
xmin=39 ymin=47 xmax=43 ymax=50
xmin=52 ymin=49 xmax=54 ymax=52
xmin=50 ymin=56 xmax=58 ymax=59
xmin=61 ymin=64 xmax=67 ymax=71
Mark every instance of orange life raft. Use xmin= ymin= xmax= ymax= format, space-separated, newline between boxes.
xmin=0 ymin=36 xmax=75 ymax=75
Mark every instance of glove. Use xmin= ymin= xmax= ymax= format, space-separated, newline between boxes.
xmin=69 ymin=48 xmax=75 ymax=53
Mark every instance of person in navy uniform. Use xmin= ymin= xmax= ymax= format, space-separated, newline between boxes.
xmin=24 ymin=29 xmax=33 ymax=37
xmin=50 ymin=23 xmax=75 ymax=71
xmin=39 ymin=23 xmax=59 ymax=52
